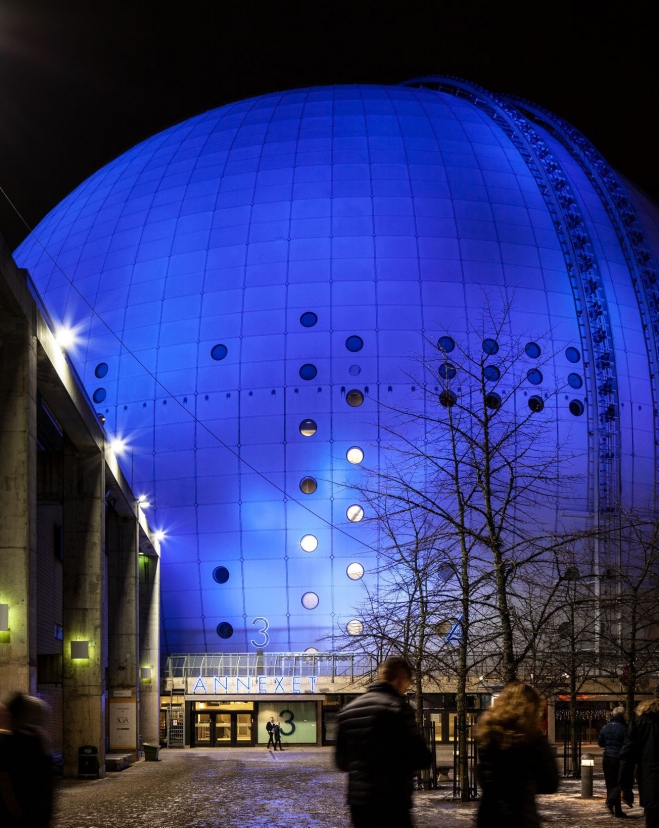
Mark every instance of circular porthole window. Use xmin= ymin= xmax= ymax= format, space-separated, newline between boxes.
xmin=568 ymin=373 xmax=583 ymax=389
xmin=484 ymin=365 xmax=500 ymax=382
xmin=437 ymin=336 xmax=455 ymax=353
xmin=301 ymin=592 xmax=319 ymax=610
xmin=346 ymin=446 xmax=364 ymax=464
xmin=439 ymin=363 xmax=456 ymax=380
xmin=349 ymin=364 xmax=361 ymax=376
xmin=485 ymin=392 xmax=502 ymax=410
xmin=346 ymin=619 xmax=363 ymax=636
xmin=216 ymin=622 xmax=234 ymax=639
xmin=527 ymin=368 xmax=543 ymax=385
xmin=95 ymin=362 xmax=108 ymax=378
xmin=93 ymin=388 xmax=106 ymax=403
xmin=346 ymin=562 xmax=364 ymax=580
xmin=525 ymin=342 xmax=541 ymax=358
xmin=346 ymin=335 xmax=364 ymax=352
xmin=212 ymin=566 xmax=230 ymax=584
xmin=346 ymin=505 xmax=364 ymax=522
xmin=346 ymin=389 xmax=364 ymax=407
xmin=528 ymin=395 xmax=544 ymax=413
xmin=211 ymin=344 xmax=228 ymax=361
xmin=569 ymin=399 xmax=585 ymax=416
xmin=300 ymin=311 xmax=318 ymax=327
xmin=305 ymin=647 xmax=319 ymax=654
xmin=299 ymin=418 xmax=317 ymax=436
xmin=299 ymin=477 xmax=317 ymax=494
xmin=299 ymin=363 xmax=317 ymax=381
xmin=439 ymin=390 xmax=457 ymax=408
xmin=300 ymin=534 xmax=318 ymax=552
xmin=483 ymin=338 xmax=499 ymax=355
xmin=565 ymin=347 xmax=581 ymax=364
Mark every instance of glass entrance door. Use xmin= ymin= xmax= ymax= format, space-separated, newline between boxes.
xmin=192 ymin=704 xmax=255 ymax=746
xmin=194 ymin=713 xmax=212 ymax=745
xmin=235 ymin=713 xmax=252 ymax=743
xmin=215 ymin=713 xmax=232 ymax=743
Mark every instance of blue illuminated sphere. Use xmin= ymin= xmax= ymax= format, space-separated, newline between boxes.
xmin=15 ymin=81 xmax=659 ymax=655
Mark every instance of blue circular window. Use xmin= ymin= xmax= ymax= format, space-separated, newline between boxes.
xmin=569 ymin=399 xmax=585 ymax=416
xmin=483 ymin=338 xmax=499 ymax=355
xmin=485 ymin=392 xmax=502 ymax=410
xmin=349 ymin=364 xmax=361 ymax=376
xmin=528 ymin=395 xmax=544 ymax=413
xmin=439 ymin=390 xmax=457 ymax=407
xmin=300 ymin=477 xmax=317 ymax=494
xmin=484 ymin=365 xmax=500 ymax=382
xmin=299 ymin=364 xmax=317 ymax=381
xmin=346 ymin=389 xmax=364 ymax=407
xmin=566 ymin=347 xmax=581 ymax=364
xmin=437 ymin=336 xmax=455 ymax=353
xmin=212 ymin=566 xmax=230 ymax=584
xmin=95 ymin=362 xmax=108 ymax=378
xmin=300 ymin=311 xmax=318 ymax=328
xmin=568 ymin=373 xmax=583 ymax=389
xmin=439 ymin=363 xmax=456 ymax=380
xmin=527 ymin=368 xmax=543 ymax=385
xmin=525 ymin=342 xmax=541 ymax=359
xmin=93 ymin=388 xmax=106 ymax=403
xmin=216 ymin=622 xmax=234 ymax=639
xmin=211 ymin=344 xmax=228 ymax=361
xmin=346 ymin=335 xmax=364 ymax=353
xmin=299 ymin=419 xmax=317 ymax=436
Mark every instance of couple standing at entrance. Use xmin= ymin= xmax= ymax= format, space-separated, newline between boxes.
xmin=266 ymin=717 xmax=283 ymax=750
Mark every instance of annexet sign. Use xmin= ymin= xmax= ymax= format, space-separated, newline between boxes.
xmin=187 ymin=676 xmax=319 ymax=694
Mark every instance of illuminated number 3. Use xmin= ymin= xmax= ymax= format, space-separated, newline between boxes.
xmin=250 ymin=617 xmax=269 ymax=648
xmin=279 ymin=709 xmax=296 ymax=736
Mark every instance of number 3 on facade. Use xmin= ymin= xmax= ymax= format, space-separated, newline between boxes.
xmin=250 ymin=617 xmax=269 ymax=648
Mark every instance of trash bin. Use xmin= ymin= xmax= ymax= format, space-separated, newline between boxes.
xmin=143 ymin=743 xmax=160 ymax=761
xmin=78 ymin=745 xmax=99 ymax=778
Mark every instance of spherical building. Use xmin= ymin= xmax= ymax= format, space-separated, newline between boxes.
xmin=15 ymin=80 xmax=659 ymax=656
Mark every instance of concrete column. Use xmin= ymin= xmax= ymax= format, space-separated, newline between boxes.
xmin=62 ymin=446 xmax=106 ymax=778
xmin=0 ymin=313 xmax=37 ymax=697
xmin=139 ymin=552 xmax=160 ymax=747
xmin=107 ymin=512 xmax=140 ymax=759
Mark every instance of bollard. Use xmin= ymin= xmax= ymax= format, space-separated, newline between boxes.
xmin=581 ymin=753 xmax=594 ymax=798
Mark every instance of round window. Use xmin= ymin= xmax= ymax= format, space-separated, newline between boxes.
xmin=525 ymin=342 xmax=541 ymax=358
xmin=346 ymin=562 xmax=364 ymax=580
xmin=565 ymin=347 xmax=581 ymax=364
xmin=527 ymin=368 xmax=543 ymax=385
xmin=485 ymin=392 xmax=502 ymax=410
xmin=346 ymin=335 xmax=364 ymax=353
xmin=437 ymin=336 xmax=455 ymax=353
xmin=299 ymin=364 xmax=317 ymax=381
xmin=484 ymin=365 xmax=500 ymax=382
xmin=95 ymin=362 xmax=108 ymax=378
xmin=568 ymin=373 xmax=583 ymax=389
xmin=300 ymin=311 xmax=318 ymax=328
xmin=216 ymin=622 xmax=234 ymax=639
xmin=300 ymin=535 xmax=318 ymax=552
xmin=349 ymin=365 xmax=361 ymax=376
xmin=93 ymin=388 xmax=106 ymax=403
xmin=212 ymin=566 xmax=230 ymax=584
xmin=346 ymin=619 xmax=363 ymax=636
xmin=439 ymin=390 xmax=457 ymax=408
xmin=528 ymin=395 xmax=544 ymax=413
xmin=483 ymin=338 xmax=499 ymax=355
xmin=299 ymin=477 xmax=317 ymax=494
xmin=211 ymin=344 xmax=228 ymax=361
xmin=439 ymin=363 xmax=456 ymax=380
xmin=301 ymin=592 xmax=319 ymax=610
xmin=569 ymin=399 xmax=585 ymax=416
xmin=346 ymin=505 xmax=364 ymax=522
xmin=299 ymin=418 xmax=317 ymax=436
xmin=346 ymin=389 xmax=364 ymax=407
xmin=346 ymin=446 xmax=364 ymax=464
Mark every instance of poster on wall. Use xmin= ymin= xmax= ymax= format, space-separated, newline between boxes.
xmin=109 ymin=698 xmax=137 ymax=751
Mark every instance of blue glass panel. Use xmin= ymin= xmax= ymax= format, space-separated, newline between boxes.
xmin=345 ymin=335 xmax=364 ymax=352
xmin=568 ymin=373 xmax=583 ymax=389
xmin=525 ymin=342 xmax=541 ymax=358
xmin=484 ymin=365 xmax=500 ymax=382
xmin=211 ymin=344 xmax=228 ymax=361
xmin=93 ymin=388 xmax=106 ymax=403
xmin=299 ymin=364 xmax=317 ymax=381
xmin=566 ymin=347 xmax=581 ymax=364
xmin=437 ymin=336 xmax=455 ymax=353
xmin=483 ymin=338 xmax=499 ymax=355
xmin=300 ymin=311 xmax=318 ymax=327
xmin=438 ymin=363 xmax=456 ymax=380
xmin=95 ymin=362 xmax=109 ymax=378
xmin=527 ymin=369 xmax=543 ymax=385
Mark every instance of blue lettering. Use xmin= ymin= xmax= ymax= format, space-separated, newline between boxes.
xmin=309 ymin=675 xmax=318 ymax=693
xmin=292 ymin=676 xmax=301 ymax=694
xmin=236 ymin=676 xmax=252 ymax=693
xmin=257 ymin=675 xmax=267 ymax=693
xmin=192 ymin=677 xmax=207 ymax=694
xmin=274 ymin=677 xmax=285 ymax=693
xmin=214 ymin=676 xmax=228 ymax=694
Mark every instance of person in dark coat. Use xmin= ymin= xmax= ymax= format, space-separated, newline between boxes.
xmin=619 ymin=684 xmax=659 ymax=828
xmin=266 ymin=716 xmax=276 ymax=749
xmin=273 ymin=721 xmax=283 ymax=751
xmin=598 ymin=706 xmax=628 ymax=818
xmin=476 ymin=683 xmax=559 ymax=828
xmin=335 ymin=657 xmax=432 ymax=828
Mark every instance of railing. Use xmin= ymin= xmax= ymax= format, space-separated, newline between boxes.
xmin=164 ymin=652 xmax=375 ymax=682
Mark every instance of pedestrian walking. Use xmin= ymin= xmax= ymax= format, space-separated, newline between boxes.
xmin=475 ymin=683 xmax=558 ymax=828
xmin=273 ymin=721 xmax=283 ymax=750
xmin=598 ymin=706 xmax=628 ymax=818
xmin=335 ymin=656 xmax=432 ymax=828
xmin=619 ymin=683 xmax=659 ymax=828
xmin=266 ymin=716 xmax=276 ymax=749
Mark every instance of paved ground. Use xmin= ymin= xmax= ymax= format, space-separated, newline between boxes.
xmin=52 ymin=747 xmax=640 ymax=828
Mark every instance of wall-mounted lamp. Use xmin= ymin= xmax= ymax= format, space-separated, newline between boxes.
xmin=140 ymin=667 xmax=152 ymax=679
xmin=71 ymin=641 xmax=90 ymax=659
xmin=0 ymin=604 xmax=8 ymax=632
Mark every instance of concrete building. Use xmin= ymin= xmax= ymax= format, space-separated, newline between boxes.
xmin=0 ymin=235 xmax=161 ymax=776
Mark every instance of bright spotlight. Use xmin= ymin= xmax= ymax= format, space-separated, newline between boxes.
xmin=154 ymin=530 xmax=166 ymax=541
xmin=55 ymin=326 xmax=76 ymax=350
xmin=110 ymin=438 xmax=127 ymax=455
xmin=138 ymin=497 xmax=151 ymax=509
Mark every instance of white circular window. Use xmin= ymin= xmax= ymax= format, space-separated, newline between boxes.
xmin=346 ymin=446 xmax=364 ymax=464
xmin=346 ymin=619 xmax=363 ymax=636
xmin=305 ymin=647 xmax=319 ymax=654
xmin=346 ymin=562 xmax=364 ymax=580
xmin=346 ymin=504 xmax=364 ymax=522
xmin=301 ymin=592 xmax=319 ymax=610
xmin=300 ymin=534 xmax=318 ymax=552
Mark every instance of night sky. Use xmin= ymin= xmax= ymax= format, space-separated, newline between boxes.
xmin=0 ymin=1 xmax=656 ymax=252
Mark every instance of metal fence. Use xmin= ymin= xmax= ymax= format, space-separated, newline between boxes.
xmin=419 ymin=721 xmax=438 ymax=789
xmin=453 ymin=717 xmax=479 ymax=800
xmin=164 ymin=652 xmax=374 ymax=682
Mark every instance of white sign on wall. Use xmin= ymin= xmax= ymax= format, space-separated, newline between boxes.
xmin=186 ymin=675 xmax=319 ymax=695
xmin=109 ymin=698 xmax=137 ymax=751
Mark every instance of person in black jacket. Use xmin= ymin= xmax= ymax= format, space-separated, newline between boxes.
xmin=476 ymin=683 xmax=558 ymax=828
xmin=619 ymin=684 xmax=659 ymax=828
xmin=598 ymin=706 xmax=628 ymax=818
xmin=335 ymin=657 xmax=432 ymax=828
xmin=266 ymin=717 xmax=276 ymax=749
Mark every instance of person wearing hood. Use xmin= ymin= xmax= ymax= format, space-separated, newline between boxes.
xmin=619 ymin=684 xmax=659 ymax=828
xmin=335 ymin=657 xmax=432 ymax=828
xmin=598 ymin=706 xmax=628 ymax=818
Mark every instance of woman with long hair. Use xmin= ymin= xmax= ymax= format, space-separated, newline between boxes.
xmin=476 ymin=683 xmax=559 ymax=828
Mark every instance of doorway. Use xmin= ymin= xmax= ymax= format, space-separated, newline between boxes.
xmin=192 ymin=702 xmax=255 ymax=746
